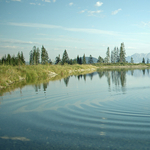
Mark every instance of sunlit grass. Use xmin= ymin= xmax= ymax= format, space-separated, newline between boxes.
xmin=0 ymin=64 xmax=97 ymax=88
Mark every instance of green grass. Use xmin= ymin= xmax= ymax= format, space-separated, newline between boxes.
xmin=0 ymin=64 xmax=97 ymax=88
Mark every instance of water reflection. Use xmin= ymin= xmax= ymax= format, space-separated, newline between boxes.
xmin=32 ymin=69 xmax=150 ymax=93
xmin=64 ymin=76 xmax=70 ymax=87
xmin=34 ymin=82 xmax=49 ymax=92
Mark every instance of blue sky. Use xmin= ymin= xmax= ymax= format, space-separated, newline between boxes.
xmin=0 ymin=0 xmax=150 ymax=62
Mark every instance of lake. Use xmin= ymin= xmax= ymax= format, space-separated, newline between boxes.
xmin=0 ymin=69 xmax=150 ymax=150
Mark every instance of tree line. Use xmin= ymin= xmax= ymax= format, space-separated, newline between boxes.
xmin=1 ymin=42 xmax=149 ymax=65
xmin=0 ymin=52 xmax=25 ymax=65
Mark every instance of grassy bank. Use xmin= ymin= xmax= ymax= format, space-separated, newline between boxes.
xmin=0 ymin=64 xmax=97 ymax=89
xmin=0 ymin=63 xmax=149 ymax=90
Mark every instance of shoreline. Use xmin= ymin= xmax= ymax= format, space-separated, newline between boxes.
xmin=0 ymin=64 xmax=149 ymax=90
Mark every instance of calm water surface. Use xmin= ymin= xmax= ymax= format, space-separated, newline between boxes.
xmin=0 ymin=69 xmax=150 ymax=150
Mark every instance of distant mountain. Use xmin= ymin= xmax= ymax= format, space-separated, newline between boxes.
xmin=126 ymin=53 xmax=150 ymax=63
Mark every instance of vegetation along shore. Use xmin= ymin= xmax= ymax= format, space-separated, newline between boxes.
xmin=0 ymin=42 xmax=150 ymax=90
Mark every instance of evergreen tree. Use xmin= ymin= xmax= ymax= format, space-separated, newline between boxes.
xmin=113 ymin=47 xmax=117 ymax=63
xmin=147 ymin=58 xmax=149 ymax=64
xmin=21 ymin=51 xmax=25 ymax=64
xmin=111 ymin=50 xmax=114 ymax=63
xmin=82 ymin=54 xmax=86 ymax=64
xmin=77 ymin=55 xmax=80 ymax=64
xmin=142 ymin=57 xmax=145 ymax=64
xmin=97 ymin=56 xmax=103 ymax=63
xmin=88 ymin=55 xmax=93 ymax=64
xmin=17 ymin=52 xmax=21 ymax=65
xmin=119 ymin=43 xmax=126 ymax=63
xmin=116 ymin=47 xmax=120 ymax=62
xmin=131 ymin=57 xmax=134 ymax=63
xmin=41 ymin=45 xmax=49 ymax=64
xmin=61 ymin=50 xmax=69 ymax=65
xmin=73 ymin=58 xmax=77 ymax=64
xmin=55 ymin=54 xmax=61 ymax=64
xmin=29 ymin=50 xmax=33 ymax=65
xmin=79 ymin=57 xmax=82 ymax=64
xmin=36 ymin=48 xmax=40 ymax=65
xmin=106 ymin=47 xmax=110 ymax=63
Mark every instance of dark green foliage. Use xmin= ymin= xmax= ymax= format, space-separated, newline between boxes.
xmin=61 ymin=50 xmax=69 ymax=65
xmin=142 ymin=57 xmax=145 ymax=64
xmin=82 ymin=54 xmax=86 ymax=64
xmin=0 ymin=52 xmax=25 ymax=65
xmin=55 ymin=54 xmax=61 ymax=64
xmin=88 ymin=55 xmax=93 ymax=64
xmin=79 ymin=57 xmax=82 ymax=64
xmin=69 ymin=59 xmax=73 ymax=65
xmin=97 ymin=56 xmax=103 ymax=63
xmin=119 ymin=43 xmax=126 ymax=63
xmin=41 ymin=45 xmax=49 ymax=64
xmin=77 ymin=55 xmax=80 ymax=64
xmin=106 ymin=47 xmax=110 ymax=63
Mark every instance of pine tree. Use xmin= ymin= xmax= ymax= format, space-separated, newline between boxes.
xmin=97 ymin=56 xmax=103 ymax=63
xmin=116 ymin=47 xmax=120 ymax=62
xmin=29 ymin=50 xmax=33 ymax=65
xmin=142 ymin=57 xmax=145 ymax=64
xmin=88 ymin=55 xmax=93 ymax=64
xmin=106 ymin=47 xmax=110 ymax=63
xmin=77 ymin=55 xmax=80 ymax=64
xmin=147 ymin=58 xmax=149 ymax=64
xmin=82 ymin=54 xmax=86 ymax=64
xmin=131 ymin=57 xmax=134 ymax=63
xmin=79 ymin=57 xmax=82 ymax=64
xmin=111 ymin=50 xmax=114 ymax=63
xmin=119 ymin=43 xmax=126 ymax=63
xmin=21 ymin=51 xmax=25 ymax=64
xmin=55 ymin=54 xmax=61 ymax=64
xmin=61 ymin=50 xmax=69 ymax=65
xmin=41 ymin=45 xmax=49 ymax=64
xmin=36 ymin=48 xmax=40 ymax=65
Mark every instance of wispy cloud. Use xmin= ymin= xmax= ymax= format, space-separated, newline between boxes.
xmin=88 ymin=10 xmax=103 ymax=17
xmin=112 ymin=8 xmax=122 ymax=15
xmin=69 ymin=2 xmax=73 ymax=6
xmin=11 ymin=0 xmax=21 ymax=1
xmin=53 ymin=0 xmax=56 ymax=2
xmin=0 ymin=38 xmax=38 ymax=45
xmin=7 ymin=22 xmax=118 ymax=36
xmin=95 ymin=1 xmax=103 ymax=7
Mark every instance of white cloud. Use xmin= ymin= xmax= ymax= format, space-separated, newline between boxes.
xmin=7 ymin=22 xmax=118 ymax=36
xmin=112 ymin=8 xmax=122 ymax=15
xmin=95 ymin=1 xmax=103 ymax=7
xmin=69 ymin=2 xmax=73 ymax=6
xmin=53 ymin=0 xmax=56 ymax=2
